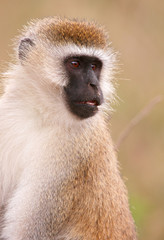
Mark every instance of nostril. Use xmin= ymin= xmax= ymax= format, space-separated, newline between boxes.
xmin=88 ymin=82 xmax=97 ymax=88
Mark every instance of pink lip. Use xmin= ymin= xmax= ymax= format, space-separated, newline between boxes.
xmin=77 ymin=101 xmax=98 ymax=106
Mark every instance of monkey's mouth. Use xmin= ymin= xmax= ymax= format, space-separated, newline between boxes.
xmin=66 ymin=96 xmax=103 ymax=119
xmin=76 ymin=100 xmax=99 ymax=106
xmin=70 ymin=99 xmax=101 ymax=119
xmin=76 ymin=96 xmax=102 ymax=107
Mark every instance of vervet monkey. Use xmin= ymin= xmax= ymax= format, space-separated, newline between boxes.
xmin=0 ymin=17 xmax=137 ymax=240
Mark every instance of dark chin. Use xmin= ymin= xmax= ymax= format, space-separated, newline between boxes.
xmin=69 ymin=102 xmax=99 ymax=119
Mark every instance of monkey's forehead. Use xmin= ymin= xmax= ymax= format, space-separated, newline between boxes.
xmin=31 ymin=17 xmax=108 ymax=49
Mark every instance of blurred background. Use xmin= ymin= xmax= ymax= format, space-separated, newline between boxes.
xmin=0 ymin=0 xmax=163 ymax=239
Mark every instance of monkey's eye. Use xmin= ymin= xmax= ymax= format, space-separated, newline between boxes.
xmin=71 ymin=61 xmax=80 ymax=68
xmin=91 ymin=64 xmax=97 ymax=71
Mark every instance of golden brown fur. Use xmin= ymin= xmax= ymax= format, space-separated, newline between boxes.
xmin=20 ymin=17 xmax=108 ymax=49
xmin=42 ymin=18 xmax=107 ymax=48
xmin=52 ymin=124 xmax=137 ymax=240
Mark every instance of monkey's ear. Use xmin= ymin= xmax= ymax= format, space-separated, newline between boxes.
xmin=18 ymin=38 xmax=35 ymax=61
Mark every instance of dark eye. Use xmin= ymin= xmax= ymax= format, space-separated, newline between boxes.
xmin=71 ymin=61 xmax=80 ymax=68
xmin=91 ymin=64 xmax=97 ymax=71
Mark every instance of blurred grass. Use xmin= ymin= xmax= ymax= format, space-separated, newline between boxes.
xmin=130 ymin=192 xmax=152 ymax=234
xmin=0 ymin=0 xmax=164 ymax=239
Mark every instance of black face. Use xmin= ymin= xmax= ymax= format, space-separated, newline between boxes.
xmin=64 ymin=55 xmax=104 ymax=119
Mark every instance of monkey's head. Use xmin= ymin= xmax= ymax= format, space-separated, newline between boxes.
xmin=16 ymin=17 xmax=116 ymax=122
